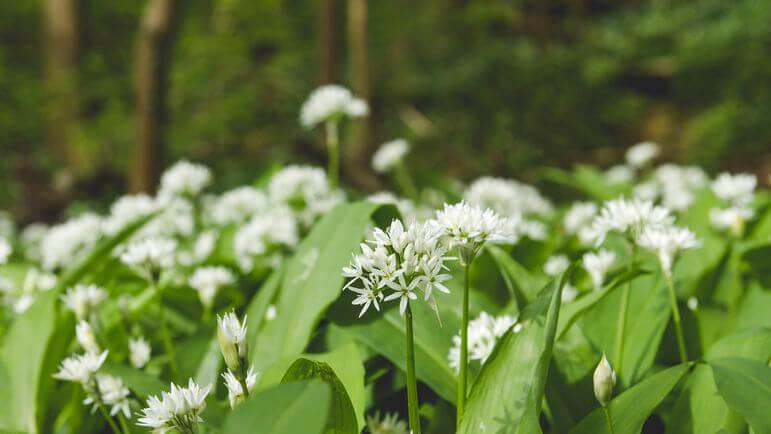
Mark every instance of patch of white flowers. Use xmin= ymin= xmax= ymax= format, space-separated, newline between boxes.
xmin=448 ymin=312 xmax=515 ymax=373
xmin=373 ymin=139 xmax=410 ymax=173
xmin=637 ymin=225 xmax=700 ymax=276
xmin=41 ymin=213 xmax=102 ymax=270
xmin=61 ymin=284 xmax=107 ymax=321
xmin=300 ymin=84 xmax=368 ymax=128
xmin=267 ymin=165 xmax=345 ymax=228
xmin=434 ymin=201 xmax=511 ymax=264
xmin=625 ymin=141 xmax=660 ymax=168
xmin=120 ymin=237 xmax=177 ymax=279
xmin=582 ymin=249 xmax=616 ymax=291
xmin=188 ymin=266 xmax=235 ymax=309
xmin=129 ymin=336 xmax=152 ymax=369
xmin=158 ymin=160 xmax=212 ymax=199
xmin=590 ymin=198 xmax=674 ymax=245
xmin=544 ymin=254 xmax=570 ymax=276
xmin=464 ymin=176 xmax=553 ymax=218
xmin=710 ymin=172 xmax=756 ymax=236
xmin=0 ymin=237 xmax=11 ymax=264
xmin=138 ymin=379 xmax=211 ymax=434
xmin=366 ymin=411 xmax=410 ymax=434
xmin=210 ymin=186 xmax=268 ymax=226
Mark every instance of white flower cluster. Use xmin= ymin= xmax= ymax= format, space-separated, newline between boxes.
xmin=120 ymin=237 xmax=177 ymax=278
xmin=448 ymin=312 xmax=515 ymax=373
xmin=637 ymin=225 xmax=700 ymax=276
xmin=267 ymin=165 xmax=345 ymax=228
xmin=544 ymin=255 xmax=569 ymax=276
xmin=61 ymin=284 xmax=107 ymax=321
xmin=158 ymin=160 xmax=212 ymax=199
xmin=366 ymin=411 xmax=409 ymax=434
xmin=101 ymin=194 xmax=158 ymax=235
xmin=0 ymin=267 xmax=57 ymax=314
xmin=210 ymin=186 xmax=268 ymax=226
xmin=138 ymin=379 xmax=211 ymax=434
xmin=54 ymin=350 xmax=130 ymax=418
xmin=372 ymin=139 xmax=410 ymax=173
xmin=222 ymin=367 xmax=258 ymax=408
xmin=188 ymin=266 xmax=235 ymax=308
xmin=582 ymin=249 xmax=616 ymax=291
xmin=300 ymin=84 xmax=368 ymax=128
xmin=563 ymin=202 xmax=598 ymax=244
xmin=625 ymin=141 xmax=660 ymax=168
xmin=41 ymin=213 xmax=102 ymax=270
xmin=590 ymin=198 xmax=674 ymax=245
xmin=233 ymin=206 xmax=299 ymax=272
xmin=434 ymin=201 xmax=511 ymax=263
xmin=129 ymin=336 xmax=152 ymax=369
xmin=710 ymin=172 xmax=756 ymax=236
xmin=464 ymin=176 xmax=553 ymax=218
xmin=342 ymin=219 xmax=453 ymax=317
xmin=0 ymin=236 xmax=11 ymax=264
xmin=605 ymin=165 xmax=635 ymax=184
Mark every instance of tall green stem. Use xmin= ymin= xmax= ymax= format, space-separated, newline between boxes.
xmin=156 ymin=285 xmax=179 ymax=379
xmin=664 ymin=273 xmax=688 ymax=363
xmin=603 ymin=406 xmax=615 ymax=434
xmin=97 ymin=404 xmax=122 ymax=434
xmin=613 ymin=244 xmax=636 ymax=377
xmin=405 ymin=303 xmax=421 ymax=434
xmin=393 ymin=162 xmax=419 ymax=201
xmin=325 ymin=120 xmax=340 ymax=187
xmin=118 ymin=413 xmax=133 ymax=434
xmin=457 ymin=261 xmax=471 ymax=429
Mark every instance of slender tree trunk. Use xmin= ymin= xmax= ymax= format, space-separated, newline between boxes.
xmin=131 ymin=0 xmax=178 ymax=193
xmin=318 ymin=0 xmax=338 ymax=84
xmin=43 ymin=0 xmax=82 ymax=169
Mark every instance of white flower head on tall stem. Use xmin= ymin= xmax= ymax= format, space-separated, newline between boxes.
xmin=544 ymin=255 xmax=570 ymax=277
xmin=605 ymin=165 xmax=635 ymax=184
xmin=300 ymin=84 xmax=368 ymax=128
xmin=120 ymin=237 xmax=177 ymax=279
xmin=211 ymin=186 xmax=269 ymax=226
xmin=373 ymin=139 xmax=410 ymax=173
xmin=61 ymin=284 xmax=107 ymax=321
xmin=711 ymin=172 xmax=756 ymax=206
xmin=129 ymin=336 xmax=152 ymax=369
xmin=625 ymin=141 xmax=660 ymax=168
xmin=366 ymin=411 xmax=410 ymax=434
xmin=563 ymin=202 xmax=598 ymax=236
xmin=76 ymin=320 xmax=101 ymax=354
xmin=637 ymin=225 xmax=700 ymax=276
xmin=102 ymin=194 xmax=158 ymax=235
xmin=0 ymin=237 xmax=11 ymax=264
xmin=464 ymin=176 xmax=553 ymax=218
xmin=435 ymin=201 xmax=511 ymax=264
xmin=158 ymin=160 xmax=212 ymax=199
xmin=54 ymin=351 xmax=108 ymax=385
xmin=41 ymin=213 xmax=102 ymax=271
xmin=267 ymin=165 xmax=345 ymax=228
xmin=710 ymin=206 xmax=754 ymax=237
xmin=217 ymin=311 xmax=248 ymax=373
xmin=448 ymin=312 xmax=515 ymax=373
xmin=342 ymin=219 xmax=453 ymax=317
xmin=91 ymin=374 xmax=131 ymax=418
xmin=222 ymin=367 xmax=259 ymax=408
xmin=582 ymin=249 xmax=616 ymax=291
xmin=590 ymin=198 xmax=674 ymax=246
xmin=138 ymin=379 xmax=211 ymax=434
xmin=189 ymin=266 xmax=235 ymax=309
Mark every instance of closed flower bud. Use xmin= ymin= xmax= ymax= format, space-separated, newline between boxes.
xmin=593 ymin=354 xmax=616 ymax=407
xmin=217 ymin=312 xmax=247 ymax=373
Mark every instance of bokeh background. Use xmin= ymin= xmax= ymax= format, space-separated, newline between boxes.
xmin=2 ymin=0 xmax=770 ymax=223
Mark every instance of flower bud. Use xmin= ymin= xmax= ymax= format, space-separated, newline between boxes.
xmin=75 ymin=320 xmax=101 ymax=354
xmin=217 ymin=312 xmax=248 ymax=373
xmin=593 ymin=354 xmax=616 ymax=407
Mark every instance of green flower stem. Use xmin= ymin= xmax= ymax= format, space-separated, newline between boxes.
xmin=155 ymin=284 xmax=179 ymax=379
xmin=603 ymin=405 xmax=615 ymax=434
xmin=118 ymin=413 xmax=133 ymax=434
xmin=457 ymin=261 xmax=471 ymax=429
xmin=664 ymin=272 xmax=688 ymax=363
xmin=394 ymin=162 xmax=419 ymax=201
xmin=97 ymin=404 xmax=122 ymax=434
xmin=405 ymin=302 xmax=422 ymax=434
xmin=613 ymin=244 xmax=636 ymax=377
xmin=238 ymin=376 xmax=250 ymax=399
xmin=325 ymin=120 xmax=340 ymax=187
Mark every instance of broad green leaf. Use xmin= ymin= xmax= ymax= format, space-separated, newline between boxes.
xmin=459 ymin=269 xmax=570 ymax=434
xmin=542 ymin=165 xmax=628 ymax=201
xmin=280 ymin=358 xmax=357 ymax=434
xmin=176 ymin=329 xmax=221 ymax=386
xmin=487 ymin=244 xmax=547 ymax=303
xmin=570 ymin=363 xmax=691 ymax=434
xmin=251 ymin=202 xmax=385 ymax=370
xmin=245 ymin=263 xmax=284 ymax=349
xmin=257 ymin=343 xmax=366 ymax=431
xmin=221 ymin=381 xmax=331 ymax=434
xmin=709 ymin=357 xmax=771 ymax=434
xmin=101 ymin=363 xmax=165 ymax=398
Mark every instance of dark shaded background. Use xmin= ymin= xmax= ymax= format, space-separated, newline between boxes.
xmin=1 ymin=0 xmax=770 ymax=223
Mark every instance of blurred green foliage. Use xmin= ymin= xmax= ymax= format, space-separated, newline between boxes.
xmin=1 ymin=0 xmax=770 ymax=216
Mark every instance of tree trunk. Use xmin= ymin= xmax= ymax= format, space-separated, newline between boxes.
xmin=318 ymin=0 xmax=338 ymax=84
xmin=131 ymin=0 xmax=178 ymax=193
xmin=43 ymin=0 xmax=82 ymax=170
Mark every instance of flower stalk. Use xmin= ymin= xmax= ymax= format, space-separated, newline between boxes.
xmin=603 ymin=406 xmax=615 ymax=434
xmin=613 ymin=244 xmax=635 ymax=376
xmin=405 ymin=302 xmax=421 ymax=434
xmin=457 ymin=261 xmax=470 ymax=429
xmin=97 ymin=403 xmax=123 ymax=434
xmin=664 ymin=273 xmax=688 ymax=363
xmin=155 ymin=284 xmax=179 ymax=379
xmin=325 ymin=120 xmax=340 ymax=187
xmin=394 ymin=161 xmax=419 ymax=201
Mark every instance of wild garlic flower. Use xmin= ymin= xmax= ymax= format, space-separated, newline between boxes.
xmin=299 ymin=84 xmax=368 ymax=128
xmin=2 ymin=268 xmax=57 ymax=314
xmin=637 ymin=225 xmax=700 ymax=276
xmin=222 ymin=368 xmax=258 ymax=408
xmin=129 ymin=337 xmax=152 ymax=369
xmin=563 ymin=202 xmax=598 ymax=237
xmin=188 ymin=266 xmax=235 ymax=309
xmin=0 ymin=237 xmax=11 ymax=264
xmin=372 ymin=139 xmax=410 ymax=173
xmin=710 ymin=206 xmax=754 ymax=237
xmin=687 ymin=296 xmax=698 ymax=311
xmin=342 ymin=219 xmax=453 ymax=317
xmin=76 ymin=320 xmax=101 ymax=354
xmin=366 ymin=411 xmax=409 ymax=434
xmin=593 ymin=354 xmax=616 ymax=407
xmin=90 ymin=374 xmax=131 ymax=418
xmin=234 ymin=207 xmax=299 ymax=272
xmin=102 ymin=194 xmax=158 ymax=235
xmin=582 ymin=249 xmax=616 ymax=291
xmin=61 ymin=284 xmax=107 ymax=321
xmin=625 ymin=141 xmax=660 ymax=168
xmin=138 ymin=379 xmax=211 ymax=434
xmin=544 ymin=255 xmax=570 ymax=276
xmin=20 ymin=223 xmax=47 ymax=261
xmin=150 ymin=197 xmax=196 ymax=239
xmin=464 ymin=176 xmax=553 ymax=218
xmin=41 ymin=213 xmax=102 ymax=270
xmin=120 ymin=237 xmax=177 ymax=278
xmin=267 ymin=165 xmax=345 ymax=228
xmin=448 ymin=312 xmax=515 ymax=373
xmin=434 ymin=201 xmax=511 ymax=264
xmin=211 ymin=186 xmax=268 ymax=226
xmin=562 ymin=283 xmax=579 ymax=303
xmin=605 ymin=165 xmax=635 ymax=184
xmin=711 ymin=172 xmax=756 ymax=206
xmin=158 ymin=160 xmax=212 ymax=198
xmin=54 ymin=351 xmax=108 ymax=385
xmin=654 ymin=164 xmax=708 ymax=211
xmin=590 ymin=198 xmax=674 ymax=245
xmin=217 ymin=311 xmax=248 ymax=374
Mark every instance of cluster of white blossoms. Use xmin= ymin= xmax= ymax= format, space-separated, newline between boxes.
xmin=267 ymin=165 xmax=345 ymax=228
xmin=637 ymin=225 xmax=700 ymax=276
xmin=129 ymin=336 xmax=152 ymax=369
xmin=101 ymin=194 xmax=158 ymax=235
xmin=434 ymin=201 xmax=512 ymax=264
xmin=216 ymin=312 xmax=259 ymax=409
xmin=90 ymin=374 xmax=132 ymax=418
xmin=544 ymin=254 xmax=570 ymax=276
xmin=464 ymin=176 xmax=553 ymax=218
xmin=138 ymin=379 xmax=211 ymax=434
xmin=589 ymin=198 xmax=674 ymax=245
xmin=120 ymin=237 xmax=177 ymax=279
xmin=222 ymin=367 xmax=258 ymax=408
xmin=343 ymin=219 xmax=453 ymax=317
xmin=76 ymin=320 xmax=101 ymax=354
xmin=233 ymin=206 xmax=299 ymax=272
xmin=188 ymin=266 xmax=235 ymax=309
xmin=210 ymin=186 xmax=268 ymax=226
xmin=158 ymin=160 xmax=212 ymax=199
xmin=710 ymin=172 xmax=757 ymax=236
xmin=0 ymin=267 xmax=57 ymax=314
xmin=563 ymin=202 xmax=598 ymax=244
xmin=448 ymin=312 xmax=516 ymax=372
xmin=582 ymin=249 xmax=616 ymax=291
xmin=0 ymin=237 xmax=11 ymax=264
xmin=54 ymin=350 xmax=130 ymax=418
xmin=41 ymin=213 xmax=102 ymax=270
xmin=372 ymin=139 xmax=410 ymax=173
xmin=299 ymin=84 xmax=368 ymax=128
xmin=625 ymin=141 xmax=660 ymax=168
xmin=605 ymin=164 xmax=635 ymax=184
xmin=366 ymin=411 xmax=410 ymax=434
xmin=61 ymin=284 xmax=107 ymax=321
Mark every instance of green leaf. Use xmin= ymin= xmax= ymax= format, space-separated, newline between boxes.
xmin=487 ymin=244 xmax=547 ymax=303
xmin=458 ymin=269 xmax=570 ymax=434
xmin=251 ymin=202 xmax=385 ymax=370
xmin=101 ymin=363 xmax=165 ymax=398
xmin=280 ymin=358 xmax=357 ymax=434
xmin=245 ymin=264 xmax=284 ymax=348
xmin=570 ymin=363 xmax=691 ymax=434
xmin=542 ymin=165 xmax=628 ymax=201
xmin=221 ymin=381 xmax=331 ymax=434
xmin=257 ymin=343 xmax=366 ymax=432
xmin=709 ymin=357 xmax=771 ymax=434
